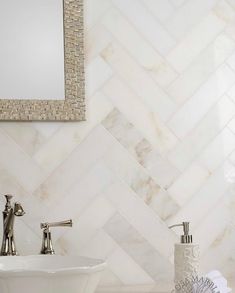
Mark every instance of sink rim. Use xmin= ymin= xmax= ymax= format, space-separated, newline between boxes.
xmin=0 ymin=255 xmax=106 ymax=277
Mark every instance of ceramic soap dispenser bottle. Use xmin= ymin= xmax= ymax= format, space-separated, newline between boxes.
xmin=169 ymin=222 xmax=200 ymax=284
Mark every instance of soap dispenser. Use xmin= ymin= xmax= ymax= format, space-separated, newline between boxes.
xmin=169 ymin=222 xmax=200 ymax=284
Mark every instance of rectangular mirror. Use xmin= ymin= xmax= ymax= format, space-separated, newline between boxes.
xmin=0 ymin=0 xmax=85 ymax=121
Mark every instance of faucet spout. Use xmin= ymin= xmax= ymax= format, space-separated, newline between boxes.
xmin=1 ymin=195 xmax=25 ymax=256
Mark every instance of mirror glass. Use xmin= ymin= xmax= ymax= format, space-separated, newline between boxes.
xmin=0 ymin=0 xmax=65 ymax=100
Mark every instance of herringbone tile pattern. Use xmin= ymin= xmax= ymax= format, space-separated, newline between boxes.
xmin=0 ymin=0 xmax=235 ymax=287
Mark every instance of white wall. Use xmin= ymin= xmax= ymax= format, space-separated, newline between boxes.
xmin=0 ymin=0 xmax=235 ymax=287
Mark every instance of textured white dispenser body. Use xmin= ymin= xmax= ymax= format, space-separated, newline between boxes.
xmin=174 ymin=243 xmax=200 ymax=283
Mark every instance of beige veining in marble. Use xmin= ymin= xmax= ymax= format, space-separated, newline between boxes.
xmin=0 ymin=0 xmax=235 ymax=287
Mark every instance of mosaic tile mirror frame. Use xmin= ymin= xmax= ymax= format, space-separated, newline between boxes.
xmin=0 ymin=0 xmax=85 ymax=121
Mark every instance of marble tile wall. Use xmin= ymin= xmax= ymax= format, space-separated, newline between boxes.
xmin=0 ymin=0 xmax=235 ymax=288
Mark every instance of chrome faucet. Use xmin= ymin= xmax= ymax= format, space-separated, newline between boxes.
xmin=40 ymin=219 xmax=72 ymax=254
xmin=1 ymin=194 xmax=25 ymax=256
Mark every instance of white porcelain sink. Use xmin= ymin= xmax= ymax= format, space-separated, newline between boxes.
xmin=0 ymin=255 xmax=106 ymax=293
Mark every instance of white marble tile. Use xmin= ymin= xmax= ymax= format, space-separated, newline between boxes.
xmin=102 ymin=108 xmax=180 ymax=190
xmin=227 ymin=0 xmax=235 ymax=8
xmin=17 ymin=194 xmax=51 ymax=237
xmin=0 ymin=123 xmax=46 ymax=156
xmin=79 ymin=196 xmax=116 ymax=231
xmin=149 ymin=59 xmax=178 ymax=88
xmin=213 ymin=0 xmax=235 ymax=24
xmin=86 ymin=56 xmax=113 ymax=97
xmin=31 ymin=122 xmax=61 ymax=139
xmin=227 ymin=116 xmax=235 ymax=134
xmin=33 ymin=92 xmax=113 ymax=173
xmin=48 ymin=162 xmax=114 ymax=221
xmin=168 ymin=65 xmax=235 ymax=139
xmin=102 ymin=78 xmax=178 ymax=153
xmin=227 ymin=83 xmax=235 ymax=102
xmin=103 ymin=182 xmax=178 ymax=258
xmin=86 ymin=24 xmax=112 ymax=61
xmin=105 ymin=214 xmax=173 ymax=281
xmin=226 ymin=49 xmax=235 ymax=74
xmin=201 ymin=229 xmax=234 ymax=277
xmin=102 ymin=8 xmax=163 ymax=70
xmin=101 ymin=42 xmax=176 ymax=122
xmin=167 ymin=34 xmax=235 ymax=104
xmin=107 ymin=247 xmax=155 ymax=285
xmin=165 ymin=0 xmax=218 ymax=39
xmin=112 ymin=0 xmax=176 ymax=55
xmin=103 ymin=143 xmax=161 ymax=196
xmin=168 ymin=96 xmax=235 ymax=170
xmin=139 ymin=147 xmax=180 ymax=189
xmin=56 ymin=197 xmax=116 ymax=253
xmin=169 ymin=0 xmax=187 ymax=8
xmin=0 ymin=166 xmax=28 ymax=199
xmin=3 ymin=0 xmax=235 ymax=285
xmin=84 ymin=0 xmax=112 ymax=30
xmin=142 ymin=0 xmax=174 ymax=23
xmin=146 ymin=189 xmax=179 ymax=222
xmin=33 ymin=125 xmax=115 ymax=203
xmin=225 ymin=17 xmax=235 ymax=42
xmin=194 ymin=197 xmax=229 ymax=253
xmin=103 ymin=142 xmax=179 ymax=220
xmin=33 ymin=124 xmax=85 ymax=173
xmin=103 ymin=108 xmax=163 ymax=165
xmin=79 ymin=230 xmax=117 ymax=260
xmin=102 ymin=8 xmax=177 ymax=87
xmin=198 ymin=127 xmax=235 ymax=172
xmin=0 ymin=129 xmax=45 ymax=193
xmin=102 ymin=108 xmax=144 ymax=154
xmin=166 ymin=12 xmax=226 ymax=72
xmin=14 ymin=219 xmax=41 ymax=256
xmin=99 ymin=269 xmax=123 ymax=288
xmin=136 ymin=140 xmax=179 ymax=189
xmin=168 ymin=160 xmax=235 ymax=230
xmin=168 ymin=163 xmax=210 ymax=206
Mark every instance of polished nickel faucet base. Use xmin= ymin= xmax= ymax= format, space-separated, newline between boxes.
xmin=1 ymin=236 xmax=18 ymax=256
xmin=0 ymin=238 xmax=19 ymax=256
xmin=40 ymin=219 xmax=72 ymax=255
xmin=41 ymin=230 xmax=55 ymax=255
